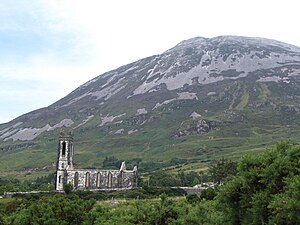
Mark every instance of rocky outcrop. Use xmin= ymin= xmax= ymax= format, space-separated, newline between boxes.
xmin=173 ymin=119 xmax=221 ymax=138
xmin=1 ymin=35 xmax=300 ymax=175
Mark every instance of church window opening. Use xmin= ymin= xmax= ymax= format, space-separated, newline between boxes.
xmin=58 ymin=175 xmax=62 ymax=183
xmin=119 ymin=171 xmax=124 ymax=188
xmin=96 ymin=172 xmax=101 ymax=188
xmin=74 ymin=172 xmax=79 ymax=188
xmin=62 ymin=141 xmax=66 ymax=157
xmin=108 ymin=172 xmax=112 ymax=188
xmin=85 ymin=172 xmax=90 ymax=188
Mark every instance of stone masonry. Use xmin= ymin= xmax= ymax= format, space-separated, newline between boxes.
xmin=55 ymin=130 xmax=138 ymax=191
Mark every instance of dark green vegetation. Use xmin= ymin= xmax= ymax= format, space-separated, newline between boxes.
xmin=0 ymin=174 xmax=54 ymax=196
xmin=216 ymin=141 xmax=300 ymax=224
xmin=1 ymin=141 xmax=300 ymax=224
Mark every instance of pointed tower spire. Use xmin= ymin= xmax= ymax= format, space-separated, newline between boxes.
xmin=119 ymin=161 xmax=126 ymax=171
xmin=55 ymin=130 xmax=74 ymax=191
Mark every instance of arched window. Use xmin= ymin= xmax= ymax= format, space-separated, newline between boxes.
xmin=61 ymin=163 xmax=64 ymax=169
xmin=58 ymin=175 xmax=62 ymax=183
xmin=119 ymin=171 xmax=124 ymax=188
xmin=108 ymin=172 xmax=112 ymax=188
xmin=85 ymin=172 xmax=90 ymax=188
xmin=96 ymin=172 xmax=101 ymax=188
xmin=62 ymin=141 xmax=66 ymax=157
xmin=74 ymin=172 xmax=79 ymax=188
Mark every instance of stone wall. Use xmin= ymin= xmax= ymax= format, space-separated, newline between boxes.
xmin=66 ymin=168 xmax=137 ymax=190
xmin=55 ymin=132 xmax=138 ymax=191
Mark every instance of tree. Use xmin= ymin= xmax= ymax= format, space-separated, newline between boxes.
xmin=63 ymin=183 xmax=73 ymax=195
xmin=216 ymin=141 xmax=300 ymax=224
xmin=7 ymin=195 xmax=95 ymax=225
xmin=148 ymin=171 xmax=181 ymax=187
xmin=209 ymin=158 xmax=237 ymax=184
xmin=102 ymin=156 xmax=122 ymax=169
xmin=268 ymin=174 xmax=300 ymax=224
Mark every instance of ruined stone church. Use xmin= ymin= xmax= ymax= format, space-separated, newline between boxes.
xmin=55 ymin=130 xmax=138 ymax=191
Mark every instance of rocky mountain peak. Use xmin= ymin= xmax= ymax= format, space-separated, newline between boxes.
xmin=0 ymin=35 xmax=300 ymax=145
xmin=166 ymin=35 xmax=300 ymax=54
xmin=164 ymin=37 xmax=208 ymax=53
xmin=1 ymin=35 xmax=300 ymax=176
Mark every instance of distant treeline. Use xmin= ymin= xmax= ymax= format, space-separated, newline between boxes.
xmin=1 ymin=140 xmax=300 ymax=224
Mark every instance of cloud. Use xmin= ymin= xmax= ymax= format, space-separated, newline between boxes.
xmin=0 ymin=0 xmax=103 ymax=123
xmin=0 ymin=0 xmax=299 ymax=123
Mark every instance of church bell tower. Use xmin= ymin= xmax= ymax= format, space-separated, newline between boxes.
xmin=55 ymin=129 xmax=74 ymax=191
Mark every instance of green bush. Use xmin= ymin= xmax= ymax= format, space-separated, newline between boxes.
xmin=186 ymin=194 xmax=201 ymax=204
xmin=200 ymin=188 xmax=217 ymax=200
xmin=63 ymin=183 xmax=73 ymax=195
xmin=6 ymin=195 xmax=96 ymax=225
xmin=216 ymin=141 xmax=300 ymax=225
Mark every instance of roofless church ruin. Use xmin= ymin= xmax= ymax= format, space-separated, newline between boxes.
xmin=55 ymin=130 xmax=138 ymax=191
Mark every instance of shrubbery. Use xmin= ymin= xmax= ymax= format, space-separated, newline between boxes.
xmin=216 ymin=141 xmax=300 ymax=224
xmin=1 ymin=141 xmax=300 ymax=224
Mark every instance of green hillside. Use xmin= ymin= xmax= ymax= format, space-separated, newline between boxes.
xmin=1 ymin=79 xmax=300 ymax=180
xmin=1 ymin=36 xmax=300 ymax=180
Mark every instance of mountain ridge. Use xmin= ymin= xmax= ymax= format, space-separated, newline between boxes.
xmin=3 ymin=35 xmax=300 ymax=123
xmin=1 ymin=35 xmax=300 ymax=178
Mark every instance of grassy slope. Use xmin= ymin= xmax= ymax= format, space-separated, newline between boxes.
xmin=1 ymin=80 xmax=300 ymax=181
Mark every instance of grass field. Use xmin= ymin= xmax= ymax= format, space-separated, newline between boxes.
xmin=1 ymin=80 xmax=300 ymax=181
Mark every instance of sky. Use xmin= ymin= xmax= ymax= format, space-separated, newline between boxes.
xmin=0 ymin=0 xmax=299 ymax=124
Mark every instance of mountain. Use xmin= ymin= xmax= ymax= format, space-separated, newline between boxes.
xmin=1 ymin=36 xmax=300 ymax=178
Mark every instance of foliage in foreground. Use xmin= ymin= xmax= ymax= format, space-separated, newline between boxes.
xmin=1 ymin=195 xmax=94 ymax=225
xmin=0 ymin=193 xmax=223 ymax=225
xmin=216 ymin=141 xmax=300 ymax=224
xmin=1 ymin=141 xmax=300 ymax=224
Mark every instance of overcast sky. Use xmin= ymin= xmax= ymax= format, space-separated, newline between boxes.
xmin=0 ymin=0 xmax=299 ymax=123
